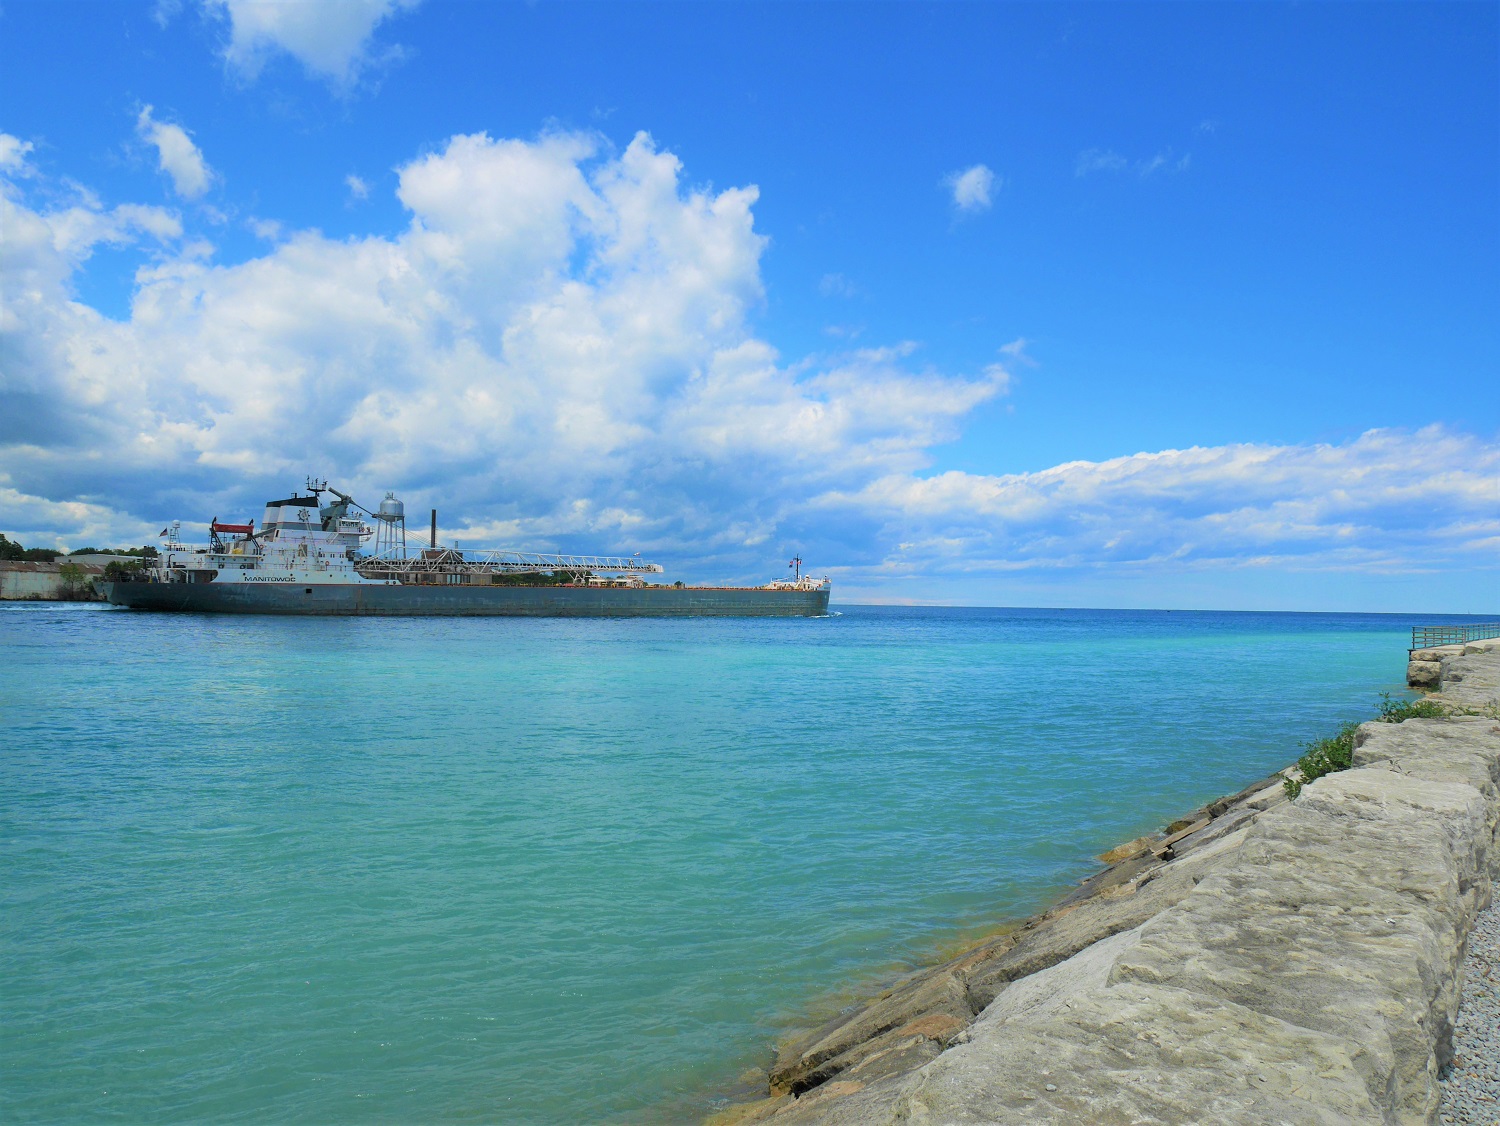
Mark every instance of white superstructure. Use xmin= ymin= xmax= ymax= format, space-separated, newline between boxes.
xmin=764 ymin=574 xmax=832 ymax=592
xmin=764 ymin=555 xmax=830 ymax=592
xmin=147 ymin=481 xmax=664 ymax=588
xmin=157 ymin=491 xmax=392 ymax=586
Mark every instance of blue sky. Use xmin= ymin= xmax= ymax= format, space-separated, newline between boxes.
xmin=1 ymin=1 xmax=1496 ymax=611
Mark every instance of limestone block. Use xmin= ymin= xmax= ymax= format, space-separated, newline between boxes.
xmin=760 ymin=928 xmax=1379 ymax=1124
xmin=770 ymin=968 xmax=972 ymax=1095
xmin=1097 ymin=834 xmax=1157 ymax=864
xmin=1432 ymin=652 xmax=1500 ymax=709
xmin=1410 ymin=646 xmax=1463 ymax=663
xmin=962 ymin=856 xmax=1208 ymax=1012
xmin=1108 ymin=769 xmax=1488 ymax=1122
xmin=890 ymin=980 xmax=1379 ymax=1125
xmin=1352 ymin=718 xmax=1500 ymax=800
xmin=1353 ymin=716 xmax=1500 ymax=882
xmin=1408 ymin=659 xmax=1443 ymax=688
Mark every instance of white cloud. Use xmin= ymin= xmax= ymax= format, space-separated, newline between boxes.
xmin=998 ymin=338 xmax=1034 ymax=366
xmin=1074 ymin=148 xmax=1128 ymax=176
xmin=0 ymin=129 xmax=1006 ymax=572
xmin=0 ymin=133 xmax=35 ymax=175
xmin=3 ymin=127 xmax=1493 ymax=607
xmin=1136 ymin=149 xmax=1190 ymax=177
xmin=249 ymin=217 xmax=284 ymax=241
xmin=826 ymin=427 xmax=1500 ymax=579
xmin=203 ymin=0 xmax=423 ymax=86
xmin=819 ymin=272 xmax=859 ymax=298
xmin=343 ymin=175 xmax=370 ymax=208
xmin=1076 ymin=146 xmax=1190 ymax=179
xmin=944 ymin=163 xmax=996 ymax=213
xmin=136 ymin=106 xmax=214 ymax=199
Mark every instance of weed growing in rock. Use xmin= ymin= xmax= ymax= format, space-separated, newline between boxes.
xmin=1376 ymin=692 xmax=1448 ymax=722
xmin=1284 ymin=693 xmax=1458 ymax=799
xmin=1284 ymin=722 xmax=1360 ymax=800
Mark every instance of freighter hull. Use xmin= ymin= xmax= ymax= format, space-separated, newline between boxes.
xmin=102 ymin=582 xmax=831 ymax=617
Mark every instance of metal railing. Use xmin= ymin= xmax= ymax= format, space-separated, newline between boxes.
xmin=1410 ymin=623 xmax=1500 ymax=651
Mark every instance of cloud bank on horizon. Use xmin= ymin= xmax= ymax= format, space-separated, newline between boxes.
xmin=1 ymin=121 xmax=1495 ymax=604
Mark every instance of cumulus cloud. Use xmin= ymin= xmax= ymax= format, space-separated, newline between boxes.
xmin=345 ymin=173 xmax=370 ymax=201
xmin=203 ymin=0 xmax=423 ymax=86
xmin=3 ymin=127 xmax=1492 ymax=602
xmin=136 ymin=106 xmax=214 ymax=199
xmin=944 ymin=164 xmax=996 ymax=213
xmin=0 ymin=129 xmax=1007 ymax=570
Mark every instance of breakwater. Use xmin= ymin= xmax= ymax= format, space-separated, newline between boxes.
xmin=721 ymin=641 xmax=1500 ymax=1124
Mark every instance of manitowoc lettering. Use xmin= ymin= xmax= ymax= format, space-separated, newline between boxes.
xmin=102 ymin=481 xmax=831 ymax=618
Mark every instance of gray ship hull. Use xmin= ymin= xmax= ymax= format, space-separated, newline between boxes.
xmin=102 ymin=581 xmax=830 ymax=617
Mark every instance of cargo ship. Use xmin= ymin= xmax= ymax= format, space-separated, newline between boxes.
xmin=101 ymin=482 xmax=830 ymax=617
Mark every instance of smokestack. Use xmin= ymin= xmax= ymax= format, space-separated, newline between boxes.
xmin=430 ymin=508 xmax=437 ymax=550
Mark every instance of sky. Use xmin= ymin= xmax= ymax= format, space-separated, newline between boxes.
xmin=0 ymin=0 xmax=1496 ymax=611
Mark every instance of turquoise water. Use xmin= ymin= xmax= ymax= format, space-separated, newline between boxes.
xmin=0 ymin=603 xmax=1482 ymax=1123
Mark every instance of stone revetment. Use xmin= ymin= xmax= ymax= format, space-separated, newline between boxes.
xmin=718 ymin=642 xmax=1500 ymax=1124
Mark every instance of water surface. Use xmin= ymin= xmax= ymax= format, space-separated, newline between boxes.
xmin=1 ymin=604 xmax=1479 ymax=1122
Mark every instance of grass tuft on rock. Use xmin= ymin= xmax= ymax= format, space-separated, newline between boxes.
xmin=1376 ymin=692 xmax=1448 ymax=723
xmin=1283 ymin=693 xmax=1453 ymax=800
xmin=1284 ymin=722 xmax=1360 ymax=800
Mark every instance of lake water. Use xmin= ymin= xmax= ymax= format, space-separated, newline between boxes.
xmin=1 ymin=603 xmax=1482 ymax=1122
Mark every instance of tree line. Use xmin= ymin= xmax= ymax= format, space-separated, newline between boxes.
xmin=0 ymin=535 xmax=159 ymax=563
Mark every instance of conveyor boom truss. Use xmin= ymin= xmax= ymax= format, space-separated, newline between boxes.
xmin=357 ymin=548 xmax=662 ymax=579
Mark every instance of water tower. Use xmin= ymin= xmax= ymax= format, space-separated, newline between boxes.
xmin=373 ymin=492 xmax=407 ymax=559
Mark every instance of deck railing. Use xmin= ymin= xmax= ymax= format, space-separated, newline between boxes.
xmin=1410 ymin=623 xmax=1500 ymax=651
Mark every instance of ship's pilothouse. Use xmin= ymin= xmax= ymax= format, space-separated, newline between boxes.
xmin=764 ymin=555 xmax=831 ymax=592
xmin=158 ymin=482 xmax=393 ymax=586
xmin=764 ymin=574 xmax=833 ymax=592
